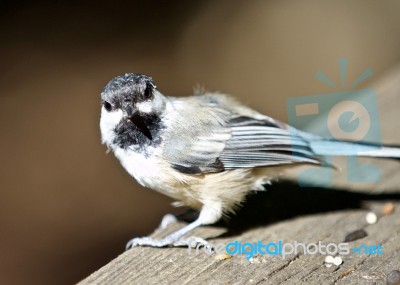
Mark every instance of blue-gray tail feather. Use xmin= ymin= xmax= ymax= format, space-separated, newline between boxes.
xmin=308 ymin=139 xmax=400 ymax=158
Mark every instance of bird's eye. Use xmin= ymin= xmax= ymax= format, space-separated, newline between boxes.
xmin=144 ymin=87 xmax=152 ymax=99
xmin=103 ymin=101 xmax=113 ymax=112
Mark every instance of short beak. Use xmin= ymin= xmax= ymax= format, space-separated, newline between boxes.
xmin=123 ymin=105 xmax=138 ymax=121
xmin=122 ymin=105 xmax=153 ymax=141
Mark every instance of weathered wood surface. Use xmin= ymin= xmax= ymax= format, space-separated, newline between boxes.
xmin=79 ymin=66 xmax=400 ymax=285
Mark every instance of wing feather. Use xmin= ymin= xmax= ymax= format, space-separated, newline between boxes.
xmin=217 ymin=116 xmax=320 ymax=169
xmin=163 ymin=95 xmax=320 ymax=174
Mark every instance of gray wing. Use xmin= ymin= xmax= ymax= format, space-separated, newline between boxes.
xmin=167 ymin=114 xmax=321 ymax=175
xmin=219 ymin=116 xmax=321 ymax=169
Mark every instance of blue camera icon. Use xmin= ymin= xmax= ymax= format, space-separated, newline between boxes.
xmin=286 ymin=60 xmax=382 ymax=187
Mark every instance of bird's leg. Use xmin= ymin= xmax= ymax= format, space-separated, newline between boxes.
xmin=157 ymin=209 xmax=199 ymax=229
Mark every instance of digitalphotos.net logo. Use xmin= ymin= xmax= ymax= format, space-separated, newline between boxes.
xmin=286 ymin=58 xmax=382 ymax=186
xmin=187 ymin=239 xmax=383 ymax=260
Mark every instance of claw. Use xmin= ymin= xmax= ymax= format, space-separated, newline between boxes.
xmin=180 ymin=237 xmax=214 ymax=254
xmin=126 ymin=237 xmax=167 ymax=249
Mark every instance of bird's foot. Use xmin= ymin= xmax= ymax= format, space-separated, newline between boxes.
xmin=126 ymin=236 xmax=213 ymax=251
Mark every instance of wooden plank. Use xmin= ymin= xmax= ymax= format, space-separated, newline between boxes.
xmin=80 ymin=200 xmax=400 ymax=285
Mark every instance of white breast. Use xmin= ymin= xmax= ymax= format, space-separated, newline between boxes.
xmin=112 ymin=147 xmax=180 ymax=198
xmin=113 ymin=147 xmax=157 ymax=186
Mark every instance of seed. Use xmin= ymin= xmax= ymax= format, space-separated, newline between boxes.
xmin=325 ymin=256 xmax=334 ymax=263
xmin=333 ymin=257 xmax=343 ymax=266
xmin=382 ymin=202 xmax=395 ymax=216
xmin=366 ymin=212 xmax=378 ymax=224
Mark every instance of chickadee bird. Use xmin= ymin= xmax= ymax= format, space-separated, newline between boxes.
xmin=100 ymin=73 xmax=400 ymax=249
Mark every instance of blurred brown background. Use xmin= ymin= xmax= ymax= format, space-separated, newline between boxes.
xmin=1 ymin=1 xmax=400 ymax=284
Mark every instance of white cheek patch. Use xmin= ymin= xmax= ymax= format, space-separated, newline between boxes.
xmin=99 ymin=108 xmax=123 ymax=145
xmin=136 ymin=101 xmax=153 ymax=113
